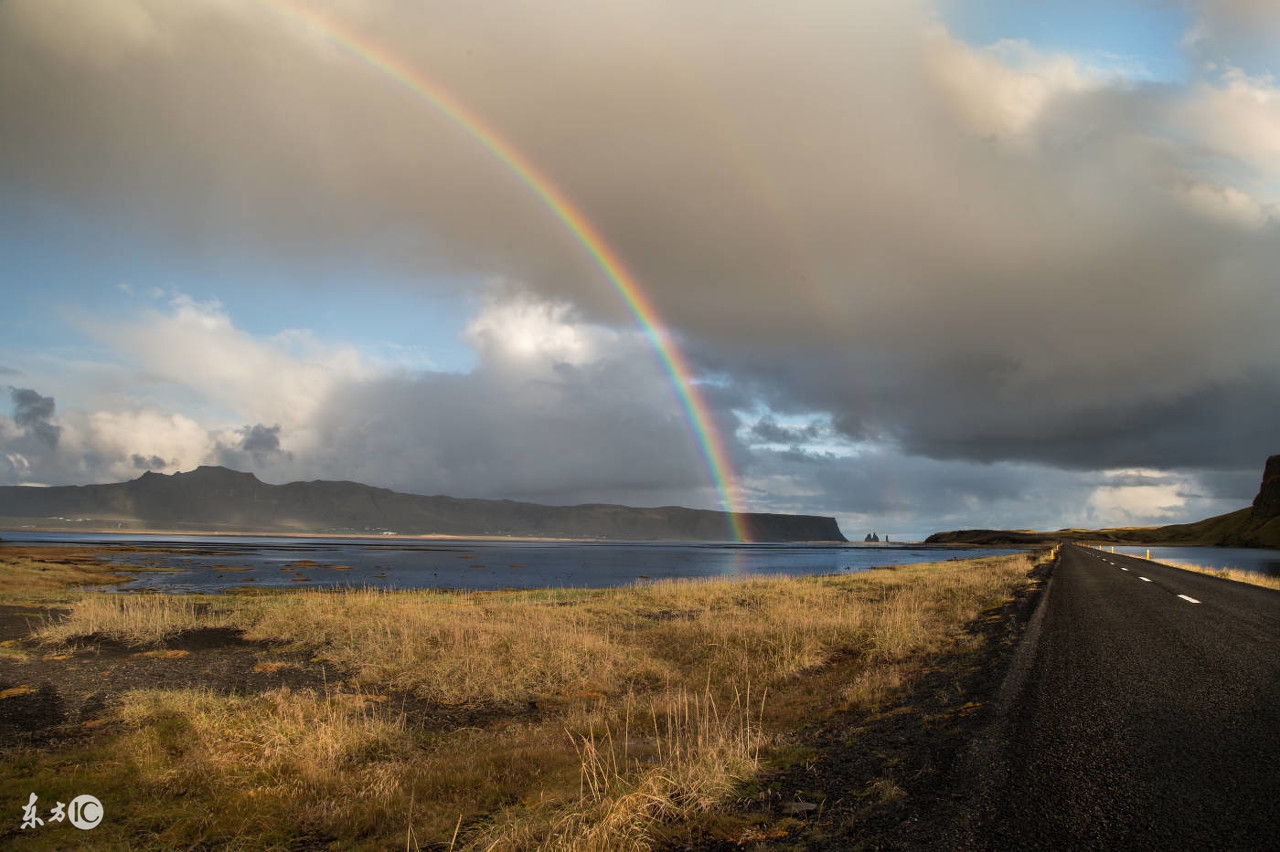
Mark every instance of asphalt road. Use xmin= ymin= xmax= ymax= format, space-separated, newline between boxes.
xmin=976 ymin=544 xmax=1280 ymax=850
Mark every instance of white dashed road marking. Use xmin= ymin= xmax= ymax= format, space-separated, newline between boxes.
xmin=1139 ymin=577 xmax=1151 ymax=582
xmin=1177 ymin=594 xmax=1201 ymax=604
xmin=1120 ymin=567 xmax=1129 ymax=572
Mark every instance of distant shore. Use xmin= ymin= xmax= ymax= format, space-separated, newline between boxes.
xmin=0 ymin=523 xmax=919 ymax=546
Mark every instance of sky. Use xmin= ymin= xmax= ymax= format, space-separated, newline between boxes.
xmin=2 ymin=0 xmax=1279 ymax=540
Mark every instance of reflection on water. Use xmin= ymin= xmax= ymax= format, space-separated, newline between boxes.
xmin=1 ymin=531 xmax=1024 ymax=593
xmin=1111 ymin=546 xmax=1280 ymax=577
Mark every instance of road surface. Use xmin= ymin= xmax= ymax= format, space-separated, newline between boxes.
xmin=974 ymin=543 xmax=1280 ymax=849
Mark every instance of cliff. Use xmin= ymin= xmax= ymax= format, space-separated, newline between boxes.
xmin=0 ymin=466 xmax=846 ymax=542
xmin=1252 ymin=454 xmax=1280 ymax=520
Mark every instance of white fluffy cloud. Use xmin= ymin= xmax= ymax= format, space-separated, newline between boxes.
xmin=98 ymin=295 xmax=373 ymax=441
xmin=927 ymin=32 xmax=1101 ymax=143
xmin=1181 ymin=68 xmax=1280 ymax=181
xmin=3 ymin=290 xmax=725 ymax=508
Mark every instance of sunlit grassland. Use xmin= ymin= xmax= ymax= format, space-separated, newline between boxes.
xmin=1155 ymin=560 xmax=1280 ymax=592
xmin=6 ymin=549 xmax=1046 ymax=850
xmin=0 ymin=546 xmax=134 ymax=603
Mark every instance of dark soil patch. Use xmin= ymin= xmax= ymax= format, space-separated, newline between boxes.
xmin=163 ymin=626 xmax=247 ymax=652
xmin=660 ymin=558 xmax=1053 ymax=851
xmin=0 ymin=606 xmax=53 ymax=642
xmin=0 ymin=606 xmax=548 ymax=750
xmin=0 ymin=618 xmax=328 ymax=747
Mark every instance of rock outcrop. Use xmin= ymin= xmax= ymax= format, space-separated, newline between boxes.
xmin=1251 ymin=455 xmax=1280 ymax=521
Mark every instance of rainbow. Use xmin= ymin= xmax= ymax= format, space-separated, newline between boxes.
xmin=261 ymin=1 xmax=749 ymax=541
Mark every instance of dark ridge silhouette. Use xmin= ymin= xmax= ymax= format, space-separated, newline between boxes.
xmin=926 ymin=454 xmax=1280 ymax=548
xmin=0 ymin=466 xmax=846 ymax=542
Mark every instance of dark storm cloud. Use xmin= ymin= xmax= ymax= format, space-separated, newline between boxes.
xmin=215 ymin=423 xmax=291 ymax=470
xmin=2 ymin=0 xmax=1278 ymax=510
xmin=132 ymin=453 xmax=168 ymax=471
xmin=239 ymin=423 xmax=281 ymax=454
xmin=9 ymin=387 xmax=61 ymax=448
xmin=1195 ymin=466 xmax=1269 ymax=504
xmin=749 ymin=416 xmax=824 ymax=447
xmin=303 ymin=359 xmax=720 ymax=507
xmin=0 ymin=385 xmax=210 ymax=486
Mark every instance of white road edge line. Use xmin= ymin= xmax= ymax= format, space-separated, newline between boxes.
xmin=1139 ymin=576 xmax=1151 ymax=582
xmin=1177 ymin=594 xmax=1201 ymax=604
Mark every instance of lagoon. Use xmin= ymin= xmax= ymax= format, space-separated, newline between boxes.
xmin=1110 ymin=545 xmax=1280 ymax=577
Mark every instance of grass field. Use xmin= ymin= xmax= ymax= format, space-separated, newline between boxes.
xmin=0 ymin=545 xmax=1047 ymax=850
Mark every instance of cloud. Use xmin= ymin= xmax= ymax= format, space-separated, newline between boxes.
xmin=3 ymin=290 xmax=731 ymax=508
xmin=1182 ymin=0 xmax=1280 ymax=63
xmin=1179 ymin=67 xmax=1280 ymax=180
xmin=95 ymin=294 xmax=373 ymax=445
xmin=926 ymin=32 xmax=1100 ymax=143
xmin=1 ymin=387 xmax=214 ymax=485
xmin=748 ymin=416 xmax=827 ymax=448
xmin=214 ymin=423 xmax=293 ymax=471
xmin=741 ymin=448 xmax=1251 ymax=537
xmin=2 ymin=1 xmax=1279 ymax=528
xmin=239 ymin=423 xmax=282 ymax=455
xmin=301 ymin=290 xmax=722 ymax=505
xmin=9 ymin=387 xmax=61 ymax=448
xmin=132 ymin=453 xmax=166 ymax=471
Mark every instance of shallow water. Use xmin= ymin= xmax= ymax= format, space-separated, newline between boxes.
xmin=1109 ymin=545 xmax=1280 ymax=577
xmin=1 ymin=531 xmax=1024 ymax=593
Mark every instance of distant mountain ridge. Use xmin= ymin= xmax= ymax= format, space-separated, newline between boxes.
xmin=0 ymin=466 xmax=847 ymax=542
xmin=926 ymin=454 xmax=1280 ymax=548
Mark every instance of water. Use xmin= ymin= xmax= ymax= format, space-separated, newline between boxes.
xmin=1 ymin=531 xmax=1024 ymax=593
xmin=1110 ymin=546 xmax=1280 ymax=577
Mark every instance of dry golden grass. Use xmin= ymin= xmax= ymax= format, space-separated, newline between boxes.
xmin=476 ymin=686 xmax=766 ymax=851
xmin=14 ymin=549 xmax=1045 ymax=850
xmin=38 ymin=593 xmax=237 ymax=646
xmin=1159 ymin=561 xmax=1280 ymax=592
xmin=0 ymin=546 xmax=134 ymax=602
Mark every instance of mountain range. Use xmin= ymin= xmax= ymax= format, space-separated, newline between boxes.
xmin=0 ymin=466 xmax=847 ymax=542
